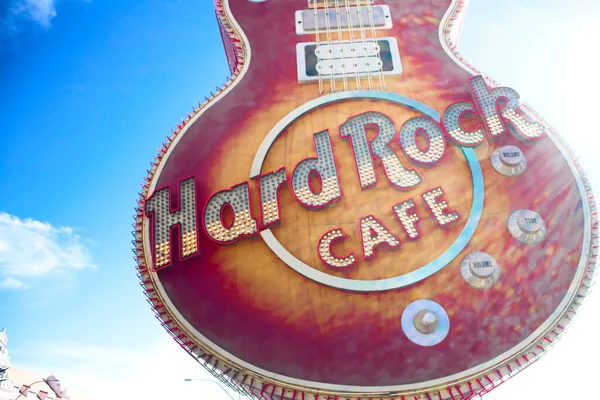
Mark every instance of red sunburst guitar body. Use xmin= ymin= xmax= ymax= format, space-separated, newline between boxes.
xmin=135 ymin=1 xmax=597 ymax=399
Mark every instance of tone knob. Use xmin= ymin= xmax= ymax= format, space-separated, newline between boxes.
xmin=460 ymin=251 xmax=501 ymax=289
xmin=508 ymin=209 xmax=547 ymax=245
xmin=490 ymin=145 xmax=527 ymax=176
xmin=401 ymin=300 xmax=450 ymax=347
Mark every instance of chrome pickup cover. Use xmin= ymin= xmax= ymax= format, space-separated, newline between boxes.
xmin=295 ymin=5 xmax=392 ymax=35
xmin=296 ymin=37 xmax=402 ymax=83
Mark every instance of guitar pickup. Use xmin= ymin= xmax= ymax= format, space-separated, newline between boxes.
xmin=295 ymin=5 xmax=392 ymax=35
xmin=296 ymin=37 xmax=402 ymax=83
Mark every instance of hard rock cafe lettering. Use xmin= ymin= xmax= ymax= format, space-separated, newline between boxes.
xmin=144 ymin=75 xmax=546 ymax=271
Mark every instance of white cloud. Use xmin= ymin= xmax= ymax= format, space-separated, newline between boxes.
xmin=15 ymin=336 xmax=241 ymax=400
xmin=0 ymin=276 xmax=27 ymax=290
xmin=0 ymin=212 xmax=94 ymax=287
xmin=1 ymin=0 xmax=57 ymax=48
xmin=10 ymin=0 xmax=57 ymax=28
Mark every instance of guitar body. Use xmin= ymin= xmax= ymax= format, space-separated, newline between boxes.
xmin=135 ymin=0 xmax=597 ymax=399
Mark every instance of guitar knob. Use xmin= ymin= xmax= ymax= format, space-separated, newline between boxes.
xmin=460 ymin=251 xmax=501 ymax=289
xmin=508 ymin=209 xmax=547 ymax=245
xmin=413 ymin=310 xmax=438 ymax=334
xmin=490 ymin=145 xmax=527 ymax=176
xmin=401 ymin=300 xmax=450 ymax=347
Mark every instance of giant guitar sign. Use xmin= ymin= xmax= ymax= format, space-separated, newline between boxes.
xmin=133 ymin=0 xmax=597 ymax=399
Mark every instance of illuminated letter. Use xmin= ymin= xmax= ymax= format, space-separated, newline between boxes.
xmin=399 ymin=117 xmax=447 ymax=166
xmin=145 ymin=177 xmax=198 ymax=270
xmin=469 ymin=75 xmax=545 ymax=140
xmin=291 ymin=130 xmax=342 ymax=209
xmin=443 ymin=101 xmax=486 ymax=146
xmin=258 ymin=167 xmax=287 ymax=227
xmin=340 ymin=111 xmax=422 ymax=190
xmin=360 ymin=215 xmax=401 ymax=260
xmin=203 ymin=182 xmax=258 ymax=243
xmin=318 ymin=228 xmax=358 ymax=270
xmin=422 ymin=187 xmax=460 ymax=227
xmin=392 ymin=199 xmax=422 ymax=240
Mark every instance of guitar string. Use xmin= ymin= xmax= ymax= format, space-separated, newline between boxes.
xmin=355 ymin=0 xmax=373 ymax=90
xmin=311 ymin=1 xmax=387 ymax=94
xmin=334 ymin=0 xmax=348 ymax=91
xmin=366 ymin=1 xmax=386 ymax=90
xmin=324 ymin=0 xmax=336 ymax=92
xmin=312 ymin=0 xmax=324 ymax=94
xmin=344 ymin=0 xmax=361 ymax=89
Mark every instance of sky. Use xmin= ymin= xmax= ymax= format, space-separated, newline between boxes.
xmin=0 ymin=0 xmax=599 ymax=399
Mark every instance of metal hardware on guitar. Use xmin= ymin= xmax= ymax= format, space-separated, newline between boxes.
xmin=296 ymin=5 xmax=391 ymax=33
xmin=308 ymin=0 xmax=374 ymax=7
xmin=296 ymin=37 xmax=402 ymax=83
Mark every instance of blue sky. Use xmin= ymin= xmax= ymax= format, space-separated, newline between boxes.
xmin=0 ymin=0 xmax=599 ymax=399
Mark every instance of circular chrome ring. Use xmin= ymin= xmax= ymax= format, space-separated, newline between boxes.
xmin=402 ymin=300 xmax=450 ymax=347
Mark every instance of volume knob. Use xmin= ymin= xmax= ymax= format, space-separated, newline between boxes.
xmin=491 ymin=145 xmax=527 ymax=176
xmin=460 ymin=251 xmax=501 ymax=289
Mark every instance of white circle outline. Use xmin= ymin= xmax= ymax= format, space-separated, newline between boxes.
xmin=251 ymin=90 xmax=484 ymax=292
